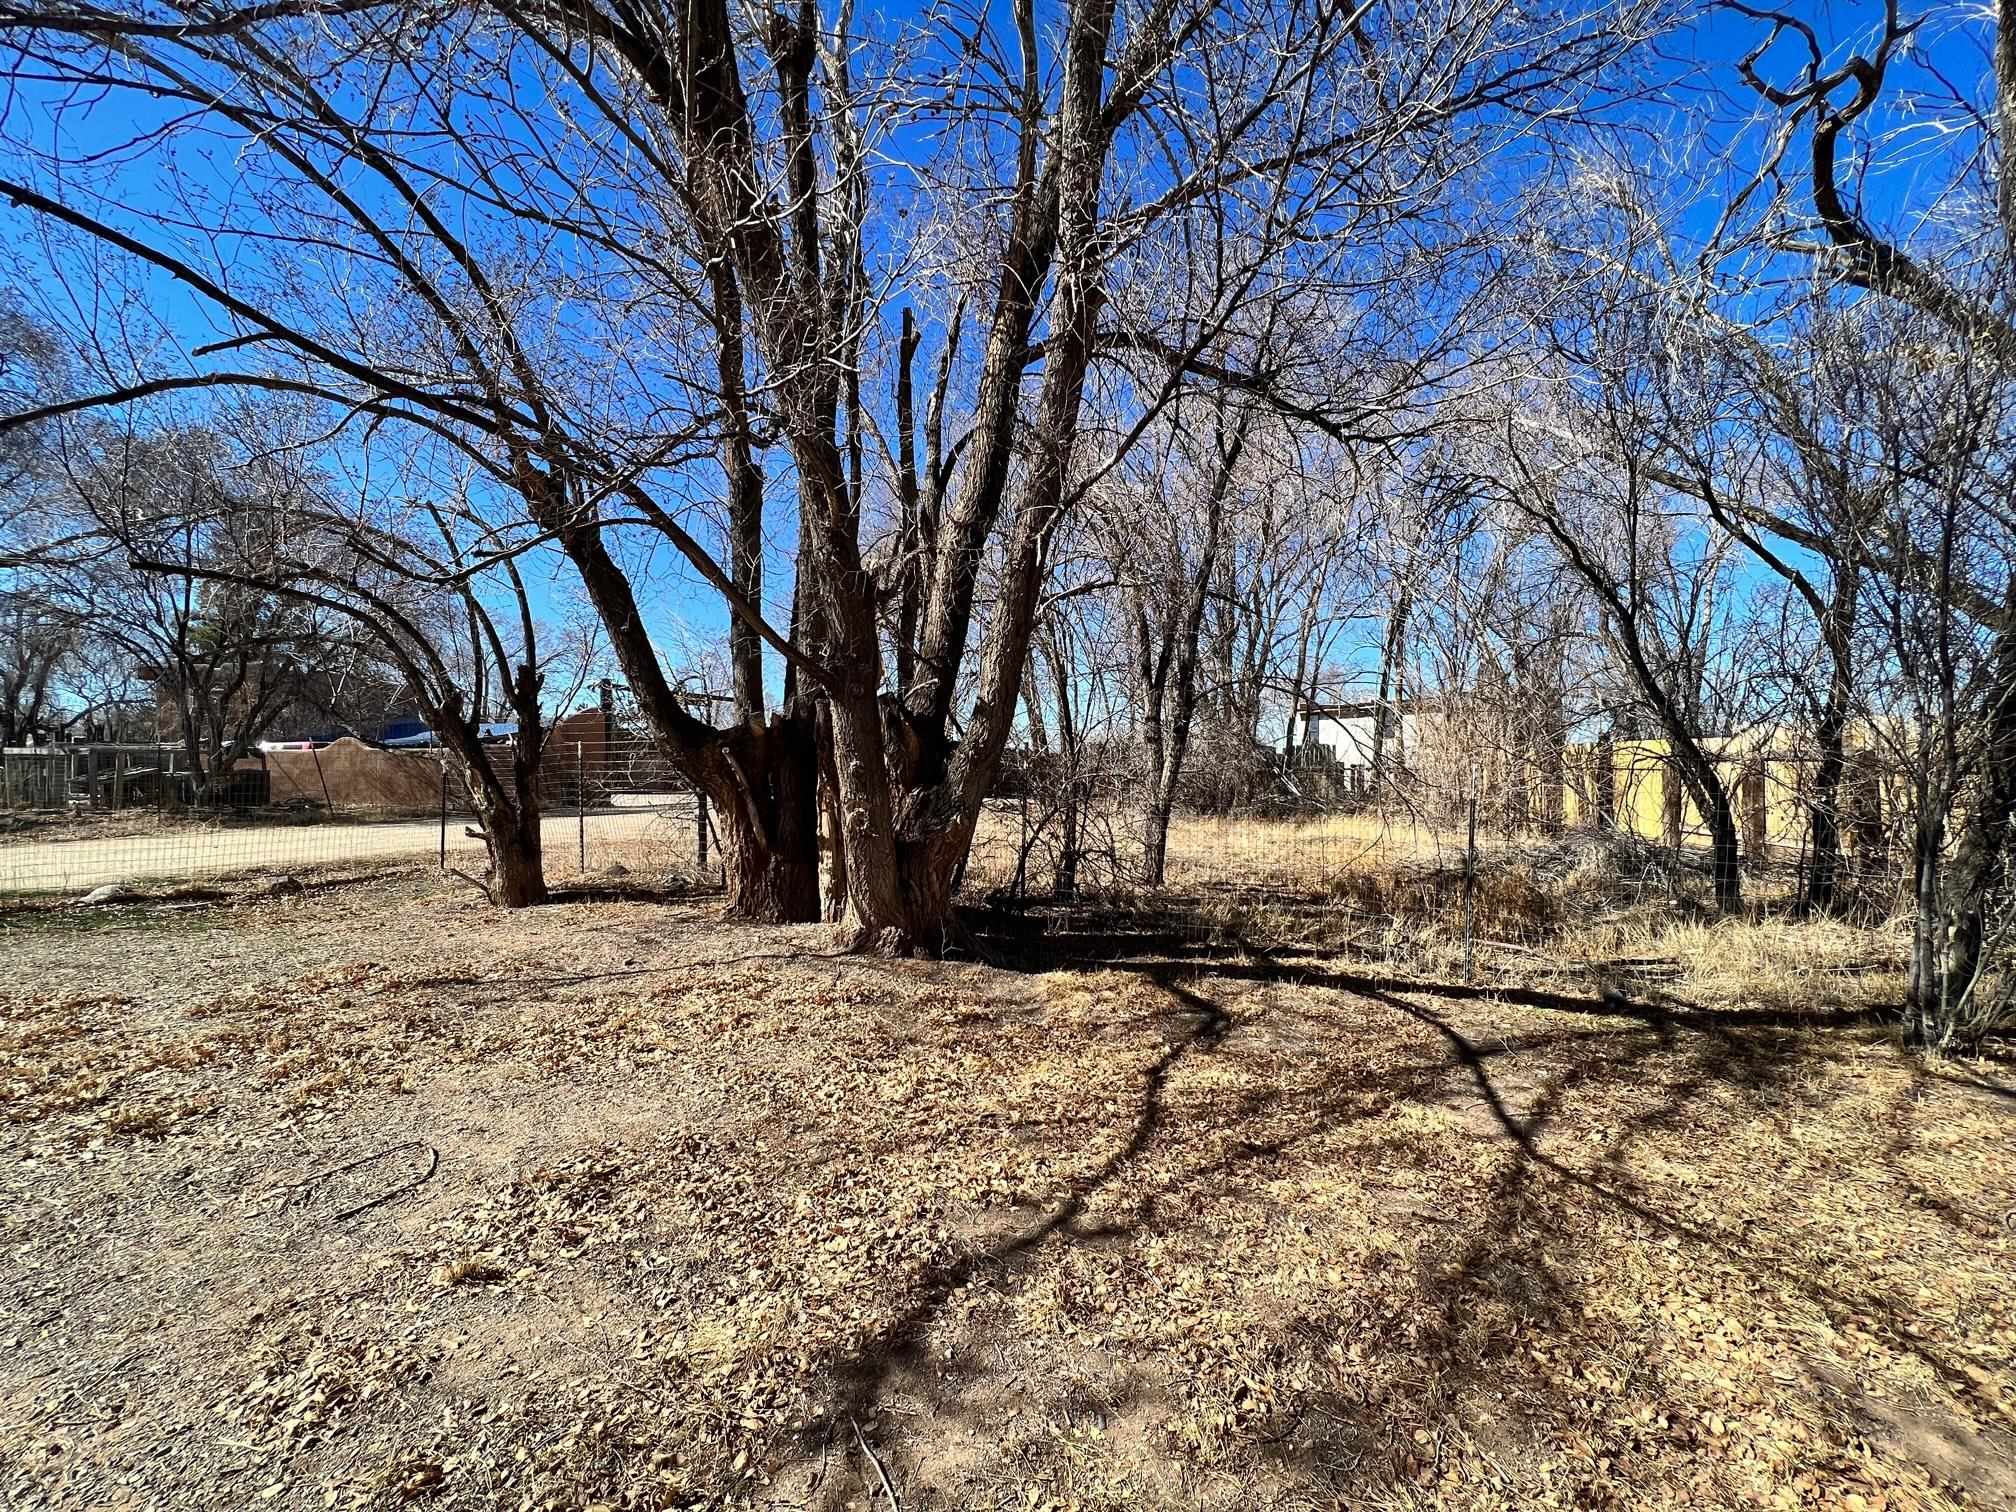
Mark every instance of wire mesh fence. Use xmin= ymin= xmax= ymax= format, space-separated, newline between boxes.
xmin=0 ymin=734 xmax=716 ymax=897
xmin=2 ymin=728 xmax=1911 ymax=941
xmin=951 ymin=737 xmax=1921 ymax=970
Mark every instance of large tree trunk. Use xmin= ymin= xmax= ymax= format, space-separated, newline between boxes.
xmin=554 ymin=512 xmax=822 ymax=923
xmin=1934 ymin=586 xmax=2016 ymax=1032
xmin=630 ymin=0 xmax=1122 ymax=952
xmin=717 ymin=794 xmax=818 ymax=921
xmin=709 ymin=707 xmax=822 ymax=924
xmin=451 ymin=724 xmax=548 ymax=909
xmin=810 ymin=1 xmax=1118 ymax=951
xmin=488 ymin=802 xmax=549 ymax=907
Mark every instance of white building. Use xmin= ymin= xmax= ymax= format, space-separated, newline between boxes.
xmin=1293 ymin=702 xmax=1421 ymax=769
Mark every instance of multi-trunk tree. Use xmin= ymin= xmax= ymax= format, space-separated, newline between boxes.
xmin=0 ymin=0 xmax=1663 ymax=946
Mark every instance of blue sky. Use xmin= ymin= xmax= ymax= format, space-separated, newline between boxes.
xmin=1 ymin=0 xmax=2001 ymax=721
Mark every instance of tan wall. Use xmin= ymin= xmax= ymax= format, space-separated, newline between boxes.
xmin=244 ymin=738 xmax=446 ymax=813
xmin=242 ymin=712 xmax=621 ymax=814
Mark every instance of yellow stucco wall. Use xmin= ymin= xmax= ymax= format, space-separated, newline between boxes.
xmin=1556 ymin=738 xmax=1889 ymax=855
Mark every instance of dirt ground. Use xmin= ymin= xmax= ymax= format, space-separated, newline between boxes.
xmin=2 ymin=869 xmax=2014 ymax=1511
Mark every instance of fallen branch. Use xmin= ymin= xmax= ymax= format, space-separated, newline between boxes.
xmin=850 ymin=1415 xmax=900 ymax=1511
xmin=281 ymin=1140 xmax=440 ymax=1222
xmin=446 ymin=866 xmax=495 ymax=903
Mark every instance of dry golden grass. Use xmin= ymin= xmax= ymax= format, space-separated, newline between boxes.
xmin=973 ymin=807 xmax=1927 ymax=1024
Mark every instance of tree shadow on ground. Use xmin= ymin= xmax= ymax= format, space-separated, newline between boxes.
xmin=781 ymin=901 xmax=2015 ymax=1507
xmin=541 ymin=881 xmax=721 ymax=906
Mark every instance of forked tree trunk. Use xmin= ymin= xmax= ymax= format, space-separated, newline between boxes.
xmin=554 ymin=512 xmax=822 ymax=924
xmin=708 ymin=707 xmax=822 ymax=924
xmin=622 ymin=0 xmax=1123 ymax=954
xmin=458 ymin=755 xmax=548 ymax=908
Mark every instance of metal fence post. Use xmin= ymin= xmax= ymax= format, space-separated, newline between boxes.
xmin=1017 ymin=790 xmax=1029 ymax=901
xmin=576 ymin=741 xmax=587 ymax=873
xmin=1462 ymin=793 xmax=1478 ymax=985
xmin=438 ymin=765 xmax=448 ymax=868
xmin=695 ymin=787 xmax=709 ymax=872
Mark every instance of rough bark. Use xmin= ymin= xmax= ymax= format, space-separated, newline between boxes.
xmin=443 ymin=677 xmax=548 ymax=909
xmin=483 ymin=794 xmax=549 ymax=907
xmin=708 ymin=254 xmax=767 ymax=727
xmin=557 ymin=511 xmax=820 ymax=922
xmin=588 ymin=0 xmax=1124 ymax=948
xmin=1936 ymin=584 xmax=2016 ymax=1025
xmin=716 ymin=707 xmax=822 ymax=924
xmin=893 ymin=307 xmax=922 ymax=698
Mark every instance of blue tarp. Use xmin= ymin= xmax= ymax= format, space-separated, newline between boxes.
xmin=382 ymin=722 xmax=518 ymax=749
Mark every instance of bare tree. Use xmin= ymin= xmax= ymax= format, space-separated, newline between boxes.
xmin=1704 ymin=0 xmax=2016 ymax=1030
xmin=148 ymin=437 xmax=573 ymax=908
xmin=1125 ymin=398 xmax=1252 ymax=883
xmin=0 ymin=0 xmax=1666 ymax=946
xmin=0 ymin=594 xmax=70 ymax=745
xmin=48 ymin=431 xmax=351 ymax=798
xmin=1499 ymin=361 xmax=1749 ymax=910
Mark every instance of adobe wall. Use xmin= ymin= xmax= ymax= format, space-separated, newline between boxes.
xmin=248 ymin=738 xmax=447 ymax=813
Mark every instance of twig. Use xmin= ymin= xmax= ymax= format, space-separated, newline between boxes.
xmin=328 ymin=1147 xmax=438 ymax=1222
xmin=282 ymin=1140 xmax=439 ymax=1222
xmin=850 ymin=1415 xmax=900 ymax=1511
